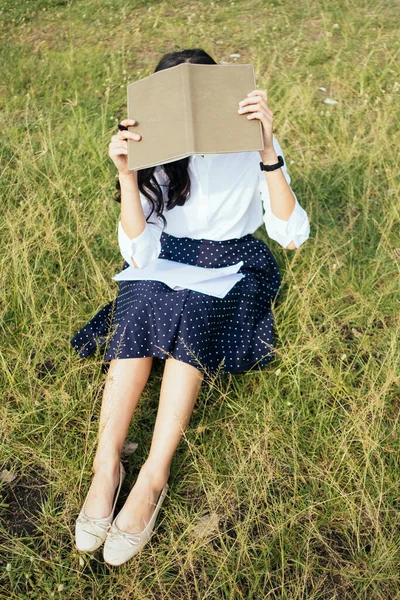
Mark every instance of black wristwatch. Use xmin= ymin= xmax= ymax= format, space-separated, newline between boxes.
xmin=260 ymin=155 xmax=284 ymax=171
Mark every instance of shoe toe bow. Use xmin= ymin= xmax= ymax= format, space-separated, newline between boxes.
xmin=108 ymin=524 xmax=141 ymax=546
xmin=103 ymin=482 xmax=169 ymax=566
xmin=103 ymin=521 xmax=145 ymax=565
xmin=75 ymin=512 xmax=111 ymax=552
xmin=75 ymin=460 xmax=128 ymax=553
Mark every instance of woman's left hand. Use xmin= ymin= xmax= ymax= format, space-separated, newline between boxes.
xmin=237 ymin=89 xmax=274 ymax=154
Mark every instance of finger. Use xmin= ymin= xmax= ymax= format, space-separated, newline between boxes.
xmin=117 ymin=130 xmax=142 ymax=141
xmin=245 ymin=111 xmax=264 ymax=119
xmin=119 ymin=119 xmax=136 ymax=127
xmin=238 ymin=95 xmax=264 ymax=108
xmin=245 ymin=89 xmax=262 ymax=96
xmin=245 ymin=90 xmax=268 ymax=108
xmin=112 ymin=133 xmax=130 ymax=142
xmin=238 ymin=102 xmax=263 ymax=113
xmin=246 ymin=89 xmax=267 ymax=98
xmin=122 ymin=131 xmax=142 ymax=141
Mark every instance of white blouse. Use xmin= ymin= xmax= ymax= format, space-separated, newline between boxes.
xmin=117 ymin=134 xmax=310 ymax=270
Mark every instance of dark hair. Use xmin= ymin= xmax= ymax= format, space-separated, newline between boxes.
xmin=114 ymin=48 xmax=217 ymax=228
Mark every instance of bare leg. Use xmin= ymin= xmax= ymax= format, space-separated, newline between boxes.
xmin=115 ymin=356 xmax=204 ymax=533
xmin=83 ymin=356 xmax=153 ymax=518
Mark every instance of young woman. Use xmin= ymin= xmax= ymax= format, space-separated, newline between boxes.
xmin=71 ymin=48 xmax=310 ymax=566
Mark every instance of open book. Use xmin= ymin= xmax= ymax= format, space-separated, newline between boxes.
xmin=127 ymin=63 xmax=264 ymax=170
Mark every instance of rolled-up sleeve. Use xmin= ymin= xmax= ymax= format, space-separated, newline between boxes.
xmin=118 ymin=192 xmax=164 ymax=269
xmin=259 ymin=136 xmax=310 ymax=249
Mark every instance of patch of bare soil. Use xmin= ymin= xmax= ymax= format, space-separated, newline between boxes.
xmin=0 ymin=466 xmax=49 ymax=542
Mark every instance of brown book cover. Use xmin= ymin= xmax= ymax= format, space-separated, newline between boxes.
xmin=127 ymin=63 xmax=264 ymax=170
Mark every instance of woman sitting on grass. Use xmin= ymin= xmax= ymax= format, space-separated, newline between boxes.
xmin=71 ymin=47 xmax=311 ymax=566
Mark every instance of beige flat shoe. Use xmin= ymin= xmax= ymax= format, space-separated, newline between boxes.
xmin=75 ymin=461 xmax=126 ymax=553
xmin=103 ymin=482 xmax=169 ymax=566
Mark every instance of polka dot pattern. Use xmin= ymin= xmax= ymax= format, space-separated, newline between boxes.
xmin=70 ymin=231 xmax=281 ymax=383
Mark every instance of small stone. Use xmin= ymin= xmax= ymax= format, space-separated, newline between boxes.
xmin=193 ymin=513 xmax=220 ymax=537
xmin=0 ymin=469 xmax=17 ymax=483
xmin=121 ymin=441 xmax=139 ymax=457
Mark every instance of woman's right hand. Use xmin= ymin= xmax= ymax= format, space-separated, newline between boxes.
xmin=108 ymin=118 xmax=142 ymax=176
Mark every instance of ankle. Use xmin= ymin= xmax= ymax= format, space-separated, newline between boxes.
xmin=139 ymin=458 xmax=170 ymax=486
xmin=93 ymin=451 xmax=121 ymax=475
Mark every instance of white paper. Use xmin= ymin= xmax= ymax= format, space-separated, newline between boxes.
xmin=112 ymin=258 xmax=245 ymax=298
xmin=113 ymin=258 xmax=244 ymax=283
xmin=154 ymin=272 xmax=245 ymax=298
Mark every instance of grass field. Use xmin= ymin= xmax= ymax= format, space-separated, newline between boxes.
xmin=1 ymin=0 xmax=399 ymax=598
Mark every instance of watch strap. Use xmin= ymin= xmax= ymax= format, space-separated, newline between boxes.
xmin=260 ymin=155 xmax=284 ymax=171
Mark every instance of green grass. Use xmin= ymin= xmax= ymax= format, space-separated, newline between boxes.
xmin=1 ymin=0 xmax=399 ymax=598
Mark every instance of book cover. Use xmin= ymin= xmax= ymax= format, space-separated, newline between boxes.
xmin=127 ymin=63 xmax=264 ymax=170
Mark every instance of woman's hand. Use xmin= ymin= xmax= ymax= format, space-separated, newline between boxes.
xmin=237 ymin=89 xmax=275 ymax=157
xmin=109 ymin=118 xmax=142 ymax=176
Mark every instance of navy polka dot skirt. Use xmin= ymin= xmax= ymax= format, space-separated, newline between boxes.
xmin=70 ymin=231 xmax=282 ymax=383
